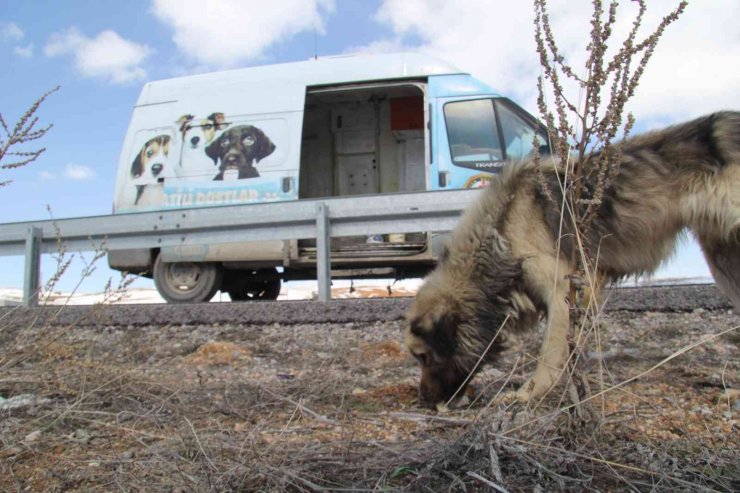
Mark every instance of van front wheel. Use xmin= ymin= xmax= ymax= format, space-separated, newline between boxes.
xmin=153 ymin=256 xmax=222 ymax=303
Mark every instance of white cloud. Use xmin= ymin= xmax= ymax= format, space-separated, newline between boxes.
xmin=39 ymin=170 xmax=55 ymax=181
xmin=1 ymin=22 xmax=24 ymax=41
xmin=44 ymin=27 xmax=151 ymax=84
xmin=14 ymin=43 xmax=33 ymax=58
xmin=365 ymin=0 xmax=740 ymax=127
xmin=64 ymin=164 xmax=95 ymax=180
xmin=151 ymin=0 xmax=335 ymax=68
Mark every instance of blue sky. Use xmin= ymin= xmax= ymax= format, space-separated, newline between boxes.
xmin=1 ymin=0 xmax=738 ymax=294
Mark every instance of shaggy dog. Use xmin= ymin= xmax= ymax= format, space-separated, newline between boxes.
xmin=406 ymin=111 xmax=740 ymax=407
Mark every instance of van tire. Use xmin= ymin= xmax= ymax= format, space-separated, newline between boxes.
xmin=226 ymin=268 xmax=281 ymax=301
xmin=153 ymin=255 xmax=222 ymax=303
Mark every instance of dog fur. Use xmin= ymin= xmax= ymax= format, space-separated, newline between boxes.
xmin=406 ymin=111 xmax=740 ymax=406
xmin=205 ymin=125 xmax=276 ymax=180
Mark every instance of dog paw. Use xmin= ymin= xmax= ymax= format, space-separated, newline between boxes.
xmin=515 ymin=369 xmax=558 ymax=404
xmin=498 ymin=389 xmax=519 ymax=405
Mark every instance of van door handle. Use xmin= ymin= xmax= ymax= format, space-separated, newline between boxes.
xmin=282 ymin=177 xmax=294 ymax=193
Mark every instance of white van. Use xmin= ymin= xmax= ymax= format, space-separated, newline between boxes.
xmin=109 ymin=52 xmax=550 ymax=303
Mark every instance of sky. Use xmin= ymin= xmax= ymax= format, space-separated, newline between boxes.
xmin=1 ymin=0 xmax=738 ymax=294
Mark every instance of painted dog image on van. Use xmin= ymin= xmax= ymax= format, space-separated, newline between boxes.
xmin=177 ymin=112 xmax=230 ymax=179
xmin=130 ymin=135 xmax=172 ymax=206
xmin=206 ymin=125 xmax=276 ymax=180
xmin=406 ymin=111 xmax=740 ymax=408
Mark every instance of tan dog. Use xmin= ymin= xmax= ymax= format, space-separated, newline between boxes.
xmin=406 ymin=111 xmax=740 ymax=407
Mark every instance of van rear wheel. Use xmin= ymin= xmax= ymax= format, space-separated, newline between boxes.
xmin=226 ymin=268 xmax=281 ymax=301
xmin=153 ymin=255 xmax=222 ymax=303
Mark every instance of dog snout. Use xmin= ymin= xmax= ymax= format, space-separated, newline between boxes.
xmin=151 ymin=163 xmax=164 ymax=176
xmin=224 ymin=152 xmax=241 ymax=166
xmin=190 ymin=136 xmax=200 ymax=147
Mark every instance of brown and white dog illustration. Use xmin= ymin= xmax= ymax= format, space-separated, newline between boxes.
xmin=130 ymin=135 xmax=172 ymax=206
xmin=177 ymin=113 xmax=230 ymax=179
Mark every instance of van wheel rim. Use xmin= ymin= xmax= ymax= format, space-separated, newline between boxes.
xmin=167 ymin=263 xmax=201 ymax=291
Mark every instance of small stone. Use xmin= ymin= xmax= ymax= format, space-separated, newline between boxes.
xmin=435 ymin=402 xmax=449 ymax=413
xmin=24 ymin=430 xmax=41 ymax=443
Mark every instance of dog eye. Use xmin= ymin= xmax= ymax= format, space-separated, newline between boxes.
xmin=203 ymin=124 xmax=213 ymax=130
xmin=243 ymin=136 xmax=255 ymax=146
xmin=146 ymin=149 xmax=154 ymax=158
xmin=221 ymin=139 xmax=230 ymax=148
xmin=412 ymin=352 xmax=429 ymax=365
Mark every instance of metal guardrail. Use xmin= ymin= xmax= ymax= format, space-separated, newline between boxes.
xmin=0 ymin=189 xmax=481 ymax=306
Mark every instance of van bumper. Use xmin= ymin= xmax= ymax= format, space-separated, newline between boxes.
xmin=108 ymin=248 xmax=153 ymax=274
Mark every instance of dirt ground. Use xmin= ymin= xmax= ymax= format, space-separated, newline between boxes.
xmin=0 ymin=304 xmax=738 ymax=492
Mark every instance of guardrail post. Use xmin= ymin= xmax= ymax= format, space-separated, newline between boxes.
xmin=316 ymin=203 xmax=331 ymax=301
xmin=23 ymin=226 xmax=42 ymax=307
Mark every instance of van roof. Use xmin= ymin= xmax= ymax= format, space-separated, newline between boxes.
xmin=136 ymin=52 xmax=465 ymax=106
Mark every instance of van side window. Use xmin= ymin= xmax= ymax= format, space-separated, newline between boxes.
xmin=495 ymin=101 xmax=550 ymax=160
xmin=443 ymin=99 xmax=503 ymax=169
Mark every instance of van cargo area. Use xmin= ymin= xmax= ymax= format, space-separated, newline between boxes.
xmin=298 ymin=83 xmax=428 ymax=260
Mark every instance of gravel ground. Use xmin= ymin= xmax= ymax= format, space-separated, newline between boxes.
xmin=0 ymin=283 xmax=732 ymax=328
xmin=0 ymin=285 xmax=738 ymax=491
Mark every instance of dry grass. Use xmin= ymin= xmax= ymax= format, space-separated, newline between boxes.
xmin=0 ymin=305 xmax=737 ymax=492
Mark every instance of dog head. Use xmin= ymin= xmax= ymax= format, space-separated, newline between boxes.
xmin=178 ymin=113 xmax=230 ymax=150
xmin=206 ymin=125 xmax=276 ymax=180
xmin=405 ymin=272 xmax=479 ymax=407
xmin=130 ymin=135 xmax=172 ymax=181
xmin=405 ymin=238 xmax=535 ymax=408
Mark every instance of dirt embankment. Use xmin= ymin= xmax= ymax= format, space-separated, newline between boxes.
xmin=0 ymin=292 xmax=738 ymax=491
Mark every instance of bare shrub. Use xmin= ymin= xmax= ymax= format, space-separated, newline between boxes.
xmin=532 ymin=0 xmax=687 ymax=405
xmin=0 ymin=86 xmax=59 ymax=187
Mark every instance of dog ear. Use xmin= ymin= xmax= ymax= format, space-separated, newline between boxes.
xmin=209 ymin=112 xmax=229 ymax=131
xmin=252 ymin=127 xmax=276 ymax=162
xmin=131 ymin=147 xmax=144 ymax=178
xmin=176 ymin=114 xmax=194 ymax=134
xmin=205 ymin=134 xmax=223 ymax=164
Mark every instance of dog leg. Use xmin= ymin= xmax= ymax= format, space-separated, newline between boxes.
xmin=698 ymin=234 xmax=740 ymax=312
xmin=516 ymin=264 xmax=571 ymax=403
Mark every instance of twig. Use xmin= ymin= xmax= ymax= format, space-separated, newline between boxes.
xmin=466 ymin=471 xmax=510 ymax=493
xmin=504 ymin=324 xmax=740 ymax=436
xmin=184 ymin=416 xmax=217 ymax=472
xmin=260 ymin=386 xmax=337 ymax=425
